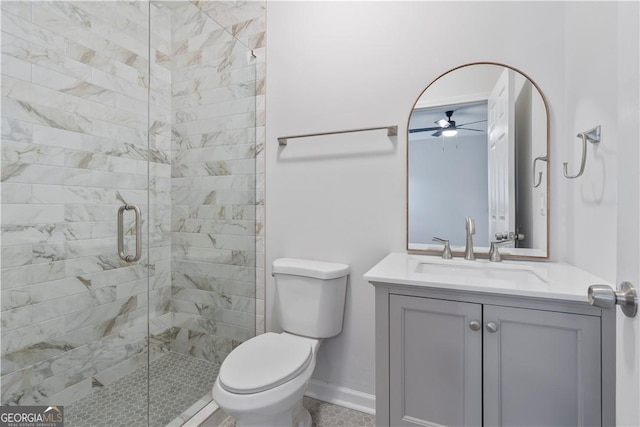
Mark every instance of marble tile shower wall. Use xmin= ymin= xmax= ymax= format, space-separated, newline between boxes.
xmin=191 ymin=0 xmax=267 ymax=337
xmin=0 ymin=1 xmax=172 ymax=405
xmin=167 ymin=0 xmax=266 ymax=365
xmin=1 ymin=0 xmax=265 ymax=406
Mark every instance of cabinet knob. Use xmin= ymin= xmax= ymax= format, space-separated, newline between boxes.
xmin=469 ymin=320 xmax=481 ymax=331
xmin=486 ymin=322 xmax=498 ymax=333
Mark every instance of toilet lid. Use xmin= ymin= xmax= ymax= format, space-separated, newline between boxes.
xmin=218 ymin=333 xmax=312 ymax=394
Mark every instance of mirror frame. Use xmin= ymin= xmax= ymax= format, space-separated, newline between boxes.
xmin=406 ymin=61 xmax=550 ymax=260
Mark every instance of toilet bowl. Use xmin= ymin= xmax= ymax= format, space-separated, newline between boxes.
xmin=212 ymin=333 xmax=320 ymax=427
xmin=212 ymin=258 xmax=350 ymax=427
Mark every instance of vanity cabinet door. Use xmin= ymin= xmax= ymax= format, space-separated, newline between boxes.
xmin=483 ymin=305 xmax=601 ymax=427
xmin=389 ymin=295 xmax=482 ymax=427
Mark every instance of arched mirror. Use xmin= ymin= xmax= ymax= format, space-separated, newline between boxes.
xmin=407 ymin=62 xmax=549 ymax=259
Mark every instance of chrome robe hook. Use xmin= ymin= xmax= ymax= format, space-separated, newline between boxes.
xmin=563 ymin=126 xmax=601 ymax=179
xmin=533 ymin=155 xmax=547 ymax=188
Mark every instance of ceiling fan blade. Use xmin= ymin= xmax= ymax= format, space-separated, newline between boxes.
xmin=458 ymin=119 xmax=488 ymax=127
xmin=458 ymin=128 xmax=484 ymax=132
xmin=431 ymin=129 xmax=443 ymax=137
xmin=409 ymin=126 xmax=443 ymax=134
xmin=435 ymin=119 xmax=450 ymax=128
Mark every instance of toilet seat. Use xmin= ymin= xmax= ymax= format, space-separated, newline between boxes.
xmin=218 ymin=333 xmax=312 ymax=394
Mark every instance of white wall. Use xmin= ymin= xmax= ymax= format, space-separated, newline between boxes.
xmin=563 ymin=2 xmax=619 ymax=282
xmin=562 ymin=4 xmax=640 ymax=421
xmin=266 ymin=1 xmax=638 ymax=417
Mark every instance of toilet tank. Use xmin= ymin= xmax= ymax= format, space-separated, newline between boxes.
xmin=273 ymin=258 xmax=349 ymax=338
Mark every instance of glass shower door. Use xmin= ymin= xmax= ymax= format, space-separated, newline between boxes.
xmin=1 ymin=1 xmax=259 ymax=425
xmin=1 ymin=1 xmax=152 ymax=424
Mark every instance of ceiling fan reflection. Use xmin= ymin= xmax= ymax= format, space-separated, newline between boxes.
xmin=409 ymin=110 xmax=487 ymax=137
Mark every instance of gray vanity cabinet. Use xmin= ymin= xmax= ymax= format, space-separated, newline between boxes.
xmin=389 ymin=295 xmax=482 ymax=426
xmin=483 ymin=305 xmax=601 ymax=427
xmin=386 ymin=294 xmax=602 ymax=427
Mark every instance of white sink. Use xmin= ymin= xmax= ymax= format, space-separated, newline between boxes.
xmin=414 ymin=258 xmax=548 ymax=286
xmin=364 ymin=253 xmax=613 ymax=302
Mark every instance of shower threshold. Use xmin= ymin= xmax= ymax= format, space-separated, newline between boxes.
xmin=66 ymin=352 xmax=220 ymax=427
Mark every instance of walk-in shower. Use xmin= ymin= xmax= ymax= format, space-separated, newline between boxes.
xmin=1 ymin=1 xmax=264 ymax=425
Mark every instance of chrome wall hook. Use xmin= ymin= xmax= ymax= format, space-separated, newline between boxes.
xmin=533 ymin=155 xmax=547 ymax=188
xmin=563 ymin=125 xmax=601 ymax=179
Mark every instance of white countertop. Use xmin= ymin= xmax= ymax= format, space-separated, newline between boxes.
xmin=363 ymin=252 xmax=613 ymax=303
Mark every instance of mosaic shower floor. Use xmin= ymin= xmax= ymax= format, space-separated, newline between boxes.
xmin=216 ymin=396 xmax=376 ymax=427
xmin=66 ymin=352 xmax=219 ymax=427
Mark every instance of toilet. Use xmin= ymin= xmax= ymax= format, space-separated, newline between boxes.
xmin=212 ymin=258 xmax=350 ymax=427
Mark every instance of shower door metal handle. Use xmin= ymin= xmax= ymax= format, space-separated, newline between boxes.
xmin=117 ymin=204 xmax=142 ymax=263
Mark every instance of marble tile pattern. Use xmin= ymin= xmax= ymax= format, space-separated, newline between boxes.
xmin=168 ymin=0 xmax=265 ymax=366
xmin=216 ymin=397 xmax=376 ymax=427
xmin=0 ymin=0 xmax=173 ymax=406
xmin=1 ymin=0 xmax=265 ymax=409
xmin=65 ymin=351 xmax=219 ymax=427
xmin=189 ymin=0 xmax=267 ymax=337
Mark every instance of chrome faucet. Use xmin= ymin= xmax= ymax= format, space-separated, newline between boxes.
xmin=489 ymin=232 xmax=522 ymax=262
xmin=464 ymin=217 xmax=475 ymax=260
xmin=489 ymin=240 xmax=511 ymax=262
xmin=432 ymin=237 xmax=453 ymax=259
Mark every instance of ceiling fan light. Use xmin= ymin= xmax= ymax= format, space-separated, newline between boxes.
xmin=442 ymin=128 xmax=458 ymax=137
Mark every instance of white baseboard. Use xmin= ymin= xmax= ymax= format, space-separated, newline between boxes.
xmin=305 ymin=379 xmax=376 ymax=415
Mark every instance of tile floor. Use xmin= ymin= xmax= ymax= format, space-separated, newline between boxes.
xmin=217 ymin=396 xmax=376 ymax=427
xmin=66 ymin=352 xmax=219 ymax=427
